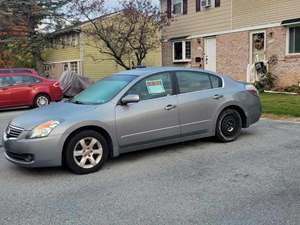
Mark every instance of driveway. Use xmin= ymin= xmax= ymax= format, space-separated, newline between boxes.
xmin=0 ymin=111 xmax=300 ymax=225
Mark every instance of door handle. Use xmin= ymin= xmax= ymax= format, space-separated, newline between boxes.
xmin=164 ymin=105 xmax=176 ymax=111
xmin=213 ymin=94 xmax=224 ymax=100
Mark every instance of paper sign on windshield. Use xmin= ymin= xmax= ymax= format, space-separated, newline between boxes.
xmin=146 ymin=79 xmax=165 ymax=94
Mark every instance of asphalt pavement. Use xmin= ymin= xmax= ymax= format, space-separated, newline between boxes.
xmin=0 ymin=111 xmax=300 ymax=225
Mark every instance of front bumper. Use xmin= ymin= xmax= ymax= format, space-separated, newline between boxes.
xmin=3 ymin=132 xmax=63 ymax=168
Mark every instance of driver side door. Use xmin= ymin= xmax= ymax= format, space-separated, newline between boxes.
xmin=115 ymin=72 xmax=180 ymax=149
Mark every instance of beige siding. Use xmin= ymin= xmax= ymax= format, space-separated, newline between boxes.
xmin=232 ymin=0 xmax=300 ymax=29
xmin=161 ymin=0 xmax=232 ymax=38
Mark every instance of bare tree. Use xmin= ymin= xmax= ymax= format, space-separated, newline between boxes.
xmin=69 ymin=0 xmax=165 ymax=70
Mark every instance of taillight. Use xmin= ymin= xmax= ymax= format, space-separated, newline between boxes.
xmin=245 ymin=84 xmax=259 ymax=96
xmin=53 ymin=81 xmax=60 ymax=88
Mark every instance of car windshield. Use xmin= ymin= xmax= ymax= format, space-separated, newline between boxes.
xmin=71 ymin=75 xmax=136 ymax=105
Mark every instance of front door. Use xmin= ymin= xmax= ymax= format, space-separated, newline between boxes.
xmin=9 ymin=76 xmax=33 ymax=106
xmin=115 ymin=72 xmax=180 ymax=148
xmin=204 ymin=37 xmax=217 ymax=72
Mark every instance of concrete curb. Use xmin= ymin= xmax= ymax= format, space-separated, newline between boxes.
xmin=261 ymin=118 xmax=300 ymax=124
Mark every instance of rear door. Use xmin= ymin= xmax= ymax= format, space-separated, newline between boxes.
xmin=176 ymin=71 xmax=224 ymax=136
xmin=0 ymin=76 xmax=12 ymax=108
xmin=9 ymin=75 xmax=33 ymax=106
xmin=116 ymin=72 xmax=180 ymax=148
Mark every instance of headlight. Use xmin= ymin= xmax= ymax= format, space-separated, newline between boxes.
xmin=29 ymin=120 xmax=60 ymax=139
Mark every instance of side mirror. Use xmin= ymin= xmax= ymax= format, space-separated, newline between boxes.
xmin=121 ymin=94 xmax=140 ymax=105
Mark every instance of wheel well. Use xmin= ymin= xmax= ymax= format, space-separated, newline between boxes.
xmin=34 ymin=93 xmax=51 ymax=101
xmin=221 ymin=105 xmax=248 ymax=128
xmin=62 ymin=126 xmax=113 ymax=165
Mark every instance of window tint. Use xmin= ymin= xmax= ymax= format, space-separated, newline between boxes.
xmin=127 ymin=73 xmax=173 ymax=101
xmin=176 ymin=71 xmax=212 ymax=93
xmin=210 ymin=75 xmax=222 ymax=88
xmin=0 ymin=76 xmax=13 ymax=88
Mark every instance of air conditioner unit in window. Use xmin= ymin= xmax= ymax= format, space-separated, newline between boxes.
xmin=201 ymin=0 xmax=211 ymax=8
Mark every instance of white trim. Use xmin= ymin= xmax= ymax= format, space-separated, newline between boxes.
xmin=172 ymin=40 xmax=192 ymax=62
xmin=45 ymin=59 xmax=81 ymax=64
xmin=188 ymin=22 xmax=281 ymax=39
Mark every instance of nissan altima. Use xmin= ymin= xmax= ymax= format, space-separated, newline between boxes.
xmin=3 ymin=67 xmax=261 ymax=174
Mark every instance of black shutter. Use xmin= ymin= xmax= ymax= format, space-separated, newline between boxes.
xmin=183 ymin=0 xmax=188 ymax=14
xmin=215 ymin=0 xmax=221 ymax=7
xmin=196 ymin=0 xmax=201 ymax=12
xmin=167 ymin=0 xmax=172 ymax=18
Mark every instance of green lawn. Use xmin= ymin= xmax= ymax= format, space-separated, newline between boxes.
xmin=260 ymin=93 xmax=300 ymax=117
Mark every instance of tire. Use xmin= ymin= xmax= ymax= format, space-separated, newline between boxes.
xmin=216 ymin=109 xmax=242 ymax=142
xmin=34 ymin=94 xmax=50 ymax=108
xmin=64 ymin=130 xmax=109 ymax=174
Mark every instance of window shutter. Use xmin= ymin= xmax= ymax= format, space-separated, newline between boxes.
xmin=167 ymin=0 xmax=172 ymax=18
xmin=215 ymin=0 xmax=221 ymax=7
xmin=183 ymin=0 xmax=188 ymax=14
xmin=196 ymin=0 xmax=201 ymax=12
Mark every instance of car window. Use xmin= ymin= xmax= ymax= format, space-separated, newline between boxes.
xmin=210 ymin=75 xmax=223 ymax=88
xmin=11 ymin=76 xmax=25 ymax=85
xmin=127 ymin=73 xmax=173 ymax=101
xmin=23 ymin=76 xmax=40 ymax=84
xmin=176 ymin=71 xmax=212 ymax=94
xmin=0 ymin=76 xmax=13 ymax=88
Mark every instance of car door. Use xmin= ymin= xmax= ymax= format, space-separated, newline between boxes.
xmin=0 ymin=76 xmax=12 ymax=108
xmin=9 ymin=75 xmax=33 ymax=106
xmin=115 ymin=72 xmax=180 ymax=148
xmin=176 ymin=71 xmax=225 ymax=136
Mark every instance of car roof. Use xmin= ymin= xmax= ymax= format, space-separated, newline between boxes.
xmin=0 ymin=68 xmax=38 ymax=75
xmin=115 ymin=67 xmax=221 ymax=77
xmin=0 ymin=73 xmax=41 ymax=78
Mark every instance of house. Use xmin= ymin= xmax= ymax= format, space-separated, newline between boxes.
xmin=44 ymin=16 xmax=161 ymax=80
xmin=160 ymin=0 xmax=300 ymax=87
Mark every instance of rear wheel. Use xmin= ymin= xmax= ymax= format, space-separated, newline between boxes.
xmin=34 ymin=94 xmax=50 ymax=108
xmin=216 ymin=109 xmax=242 ymax=142
xmin=64 ymin=130 xmax=109 ymax=174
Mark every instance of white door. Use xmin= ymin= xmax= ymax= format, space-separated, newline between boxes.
xmin=204 ymin=37 xmax=216 ymax=72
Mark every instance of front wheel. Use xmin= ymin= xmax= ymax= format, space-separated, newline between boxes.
xmin=64 ymin=130 xmax=109 ymax=174
xmin=216 ymin=109 xmax=242 ymax=142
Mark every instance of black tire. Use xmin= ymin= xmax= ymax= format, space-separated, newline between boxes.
xmin=216 ymin=109 xmax=242 ymax=142
xmin=34 ymin=93 xmax=50 ymax=108
xmin=63 ymin=130 xmax=109 ymax=174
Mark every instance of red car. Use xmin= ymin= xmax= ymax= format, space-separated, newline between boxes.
xmin=0 ymin=72 xmax=62 ymax=109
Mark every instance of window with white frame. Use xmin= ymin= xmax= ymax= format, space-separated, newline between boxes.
xmin=173 ymin=40 xmax=192 ymax=62
xmin=70 ymin=61 xmax=79 ymax=73
xmin=288 ymin=27 xmax=300 ymax=54
xmin=172 ymin=0 xmax=182 ymax=15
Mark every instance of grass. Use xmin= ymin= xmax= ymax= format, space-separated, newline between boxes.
xmin=260 ymin=93 xmax=300 ymax=118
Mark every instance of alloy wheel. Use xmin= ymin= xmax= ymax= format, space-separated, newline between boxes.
xmin=73 ymin=137 xmax=103 ymax=169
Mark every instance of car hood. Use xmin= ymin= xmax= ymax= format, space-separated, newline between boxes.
xmin=10 ymin=102 xmax=98 ymax=130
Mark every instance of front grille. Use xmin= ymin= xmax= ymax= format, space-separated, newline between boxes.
xmin=6 ymin=125 xmax=24 ymax=139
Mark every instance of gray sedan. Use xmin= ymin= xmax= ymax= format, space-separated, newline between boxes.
xmin=3 ymin=67 xmax=261 ymax=174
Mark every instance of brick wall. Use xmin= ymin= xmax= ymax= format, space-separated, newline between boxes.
xmin=216 ymin=31 xmax=249 ymax=81
xmin=266 ymin=27 xmax=300 ymax=87
xmin=161 ymin=26 xmax=300 ymax=87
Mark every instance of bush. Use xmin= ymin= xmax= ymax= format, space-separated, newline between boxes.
xmin=254 ymin=72 xmax=278 ymax=93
